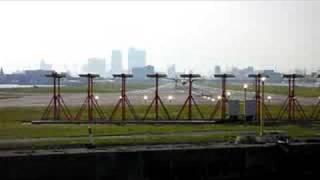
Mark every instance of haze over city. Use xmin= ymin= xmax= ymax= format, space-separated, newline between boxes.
xmin=0 ymin=1 xmax=318 ymax=74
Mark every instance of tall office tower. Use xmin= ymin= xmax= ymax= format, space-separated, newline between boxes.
xmin=111 ymin=50 xmax=123 ymax=74
xmin=40 ymin=59 xmax=52 ymax=71
xmin=167 ymin=64 xmax=176 ymax=78
xmin=128 ymin=47 xmax=146 ymax=72
xmin=214 ymin=65 xmax=221 ymax=74
xmin=87 ymin=58 xmax=106 ymax=77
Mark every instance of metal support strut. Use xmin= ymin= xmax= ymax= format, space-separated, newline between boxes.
xmin=311 ymin=98 xmax=320 ymax=121
xmin=310 ymin=75 xmax=320 ymax=120
xmin=110 ymin=74 xmax=138 ymax=121
xmin=143 ymin=73 xmax=171 ymax=120
xmin=210 ymin=74 xmax=235 ymax=120
xmin=277 ymin=74 xmax=307 ymax=122
xmin=41 ymin=71 xmax=73 ymax=120
xmin=75 ymin=73 xmax=106 ymax=121
xmin=248 ymin=74 xmax=273 ymax=121
xmin=176 ymin=74 xmax=204 ymax=120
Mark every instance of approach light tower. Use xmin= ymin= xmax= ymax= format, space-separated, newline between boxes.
xmin=248 ymin=74 xmax=273 ymax=121
xmin=176 ymin=74 xmax=204 ymax=120
xmin=143 ymin=73 xmax=171 ymax=120
xmin=41 ymin=72 xmax=73 ymax=120
xmin=210 ymin=74 xmax=235 ymax=120
xmin=310 ymin=74 xmax=320 ymax=120
xmin=109 ymin=74 xmax=138 ymax=121
xmin=277 ymin=74 xmax=307 ymax=121
xmin=75 ymin=74 xmax=107 ymax=121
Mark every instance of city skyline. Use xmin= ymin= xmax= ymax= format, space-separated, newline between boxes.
xmin=1 ymin=59 xmax=315 ymax=79
xmin=0 ymin=1 xmax=319 ymax=74
xmin=2 ymin=47 xmax=318 ymax=76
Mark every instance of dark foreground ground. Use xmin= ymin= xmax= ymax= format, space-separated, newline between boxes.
xmin=1 ymin=142 xmax=320 ymax=180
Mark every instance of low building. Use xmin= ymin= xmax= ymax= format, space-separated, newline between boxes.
xmin=0 ymin=70 xmax=53 ymax=84
xmin=132 ymin=65 xmax=155 ymax=80
xmin=262 ymin=70 xmax=282 ymax=83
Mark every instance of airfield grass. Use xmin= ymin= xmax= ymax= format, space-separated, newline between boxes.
xmin=0 ymin=105 xmax=259 ymax=139
xmin=201 ymin=82 xmax=320 ymax=97
xmin=0 ymin=104 xmax=319 ymax=147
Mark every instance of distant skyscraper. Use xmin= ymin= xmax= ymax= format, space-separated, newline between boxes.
xmin=111 ymin=50 xmax=123 ymax=74
xmin=87 ymin=58 xmax=106 ymax=77
xmin=167 ymin=64 xmax=176 ymax=78
xmin=0 ymin=67 xmax=4 ymax=76
xmin=40 ymin=59 xmax=52 ymax=71
xmin=128 ymin=47 xmax=146 ymax=72
xmin=214 ymin=65 xmax=221 ymax=74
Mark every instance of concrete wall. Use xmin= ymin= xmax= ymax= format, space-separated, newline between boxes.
xmin=1 ymin=143 xmax=320 ymax=180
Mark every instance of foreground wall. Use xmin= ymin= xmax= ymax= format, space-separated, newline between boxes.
xmin=0 ymin=143 xmax=319 ymax=180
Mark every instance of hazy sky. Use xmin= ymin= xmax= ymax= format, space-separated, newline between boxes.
xmin=0 ymin=1 xmax=318 ymax=74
